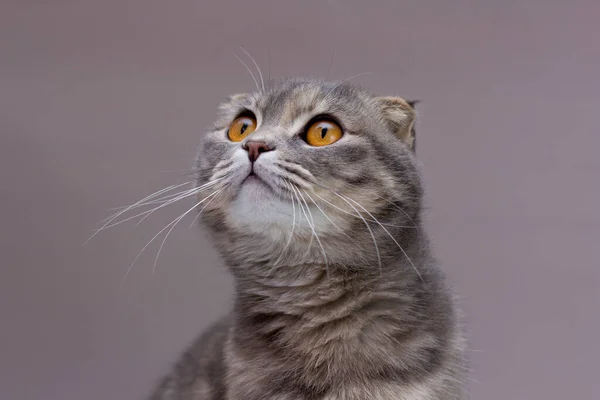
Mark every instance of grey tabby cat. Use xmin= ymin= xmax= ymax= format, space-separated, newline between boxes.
xmin=149 ymin=78 xmax=467 ymax=399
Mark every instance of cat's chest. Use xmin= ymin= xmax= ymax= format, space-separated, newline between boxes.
xmin=222 ymin=383 xmax=435 ymax=400
xmin=223 ymin=342 xmax=435 ymax=400
xmin=320 ymin=384 xmax=436 ymax=400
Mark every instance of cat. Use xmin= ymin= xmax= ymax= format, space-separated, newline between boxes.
xmin=148 ymin=78 xmax=467 ymax=399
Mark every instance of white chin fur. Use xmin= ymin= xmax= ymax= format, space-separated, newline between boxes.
xmin=225 ymin=183 xmax=330 ymax=237
xmin=223 ymin=148 xmax=332 ymax=237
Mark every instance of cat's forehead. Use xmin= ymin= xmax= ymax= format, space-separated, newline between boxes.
xmin=250 ymin=79 xmax=371 ymax=125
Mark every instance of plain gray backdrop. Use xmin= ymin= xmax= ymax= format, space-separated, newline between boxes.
xmin=1 ymin=1 xmax=599 ymax=399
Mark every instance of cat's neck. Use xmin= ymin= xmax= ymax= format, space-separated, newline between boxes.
xmin=223 ymin=217 xmax=431 ymax=313
xmin=229 ymin=256 xmax=443 ymax=387
xmin=233 ymin=257 xmax=428 ymax=323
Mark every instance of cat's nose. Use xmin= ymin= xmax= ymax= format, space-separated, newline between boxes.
xmin=243 ymin=141 xmax=273 ymax=162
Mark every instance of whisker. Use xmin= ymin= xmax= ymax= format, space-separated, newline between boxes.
xmin=325 ymin=44 xmax=335 ymax=81
xmin=239 ymin=46 xmax=265 ymax=92
xmin=159 ymin=168 xmax=200 ymax=174
xmin=267 ymin=46 xmax=271 ymax=83
xmin=102 ymin=179 xmax=222 ymax=231
xmin=210 ymin=164 xmax=237 ymax=181
xmin=272 ymin=181 xmax=298 ymax=267
xmin=157 ymin=168 xmax=205 ymax=179
xmin=110 ymin=191 xmax=193 ymax=210
xmin=97 ymin=182 xmax=193 ymax=222
xmin=322 ymin=72 xmax=373 ymax=103
xmin=101 ymin=183 xmax=214 ymax=224
xmin=309 ymin=190 xmax=413 ymax=229
xmin=301 ymin=189 xmax=345 ymax=234
xmin=274 ymin=160 xmax=315 ymax=184
xmin=284 ymin=182 xmax=298 ymax=231
xmin=292 ymin=185 xmax=329 ymax=273
xmin=188 ymin=189 xmax=223 ymax=228
xmin=105 ymin=192 xmax=193 ymax=213
xmin=341 ymin=194 xmax=424 ymax=283
xmin=342 ymin=181 xmax=420 ymax=231
xmin=110 ymin=186 xmax=209 ymax=212
xmin=294 ymin=185 xmax=316 ymax=251
xmin=133 ymin=179 xmax=223 ymax=226
xmin=102 ymin=191 xmax=197 ymax=230
xmin=290 ymin=185 xmax=313 ymax=252
xmin=284 ymin=182 xmax=298 ymax=248
xmin=326 ymin=191 xmax=382 ymax=273
xmin=119 ymin=190 xmax=222 ymax=288
xmin=85 ymin=181 xmax=193 ymax=245
xmin=153 ymin=190 xmax=223 ymax=273
xmin=295 ymin=186 xmax=315 ymax=227
xmin=232 ymin=52 xmax=260 ymax=92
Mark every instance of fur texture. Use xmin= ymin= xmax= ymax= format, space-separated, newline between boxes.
xmin=148 ymin=78 xmax=467 ymax=399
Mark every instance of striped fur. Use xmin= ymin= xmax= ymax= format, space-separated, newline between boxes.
xmin=149 ymin=78 xmax=467 ymax=400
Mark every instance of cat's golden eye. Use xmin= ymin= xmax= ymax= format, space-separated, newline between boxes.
xmin=305 ymin=119 xmax=343 ymax=147
xmin=227 ymin=115 xmax=257 ymax=142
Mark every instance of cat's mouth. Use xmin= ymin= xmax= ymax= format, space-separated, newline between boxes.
xmin=241 ymin=171 xmax=275 ymax=194
xmin=242 ymin=171 xmax=265 ymax=185
xmin=237 ymin=167 xmax=290 ymax=203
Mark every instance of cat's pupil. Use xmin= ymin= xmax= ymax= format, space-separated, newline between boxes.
xmin=320 ymin=127 xmax=328 ymax=139
xmin=241 ymin=124 xmax=248 ymax=134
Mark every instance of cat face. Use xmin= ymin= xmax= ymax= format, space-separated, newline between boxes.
xmin=195 ymin=79 xmax=422 ymax=259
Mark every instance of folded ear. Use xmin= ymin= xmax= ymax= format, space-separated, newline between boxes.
xmin=218 ymin=93 xmax=249 ymax=113
xmin=376 ymin=97 xmax=419 ymax=151
xmin=227 ymin=93 xmax=249 ymax=103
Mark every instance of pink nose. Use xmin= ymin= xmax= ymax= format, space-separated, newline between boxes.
xmin=244 ymin=141 xmax=272 ymax=162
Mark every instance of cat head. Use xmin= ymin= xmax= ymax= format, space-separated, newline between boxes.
xmin=195 ymin=78 xmax=423 ymax=269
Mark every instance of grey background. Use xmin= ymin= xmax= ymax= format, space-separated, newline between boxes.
xmin=1 ymin=1 xmax=599 ymax=399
